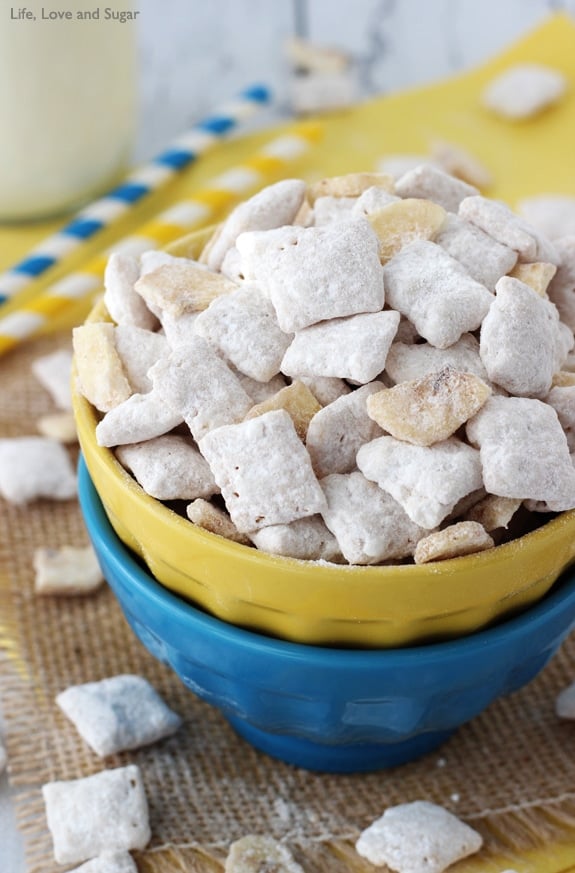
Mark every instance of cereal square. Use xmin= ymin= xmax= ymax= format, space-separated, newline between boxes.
xmin=95 ymin=390 xmax=183 ymax=448
xmin=0 ymin=437 xmax=77 ymax=504
xmin=56 ymin=675 xmax=182 ymax=756
xmin=281 ymin=310 xmax=400 ymax=384
xmin=385 ymin=334 xmax=489 ymax=385
xmin=116 ymin=435 xmax=218 ymax=500
xmin=482 ymin=63 xmax=566 ymax=119
xmin=356 ymin=800 xmax=483 ymax=873
xmin=357 ymin=435 xmax=483 ymax=528
xmin=31 ymin=348 xmax=74 ymax=411
xmin=42 ymin=765 xmax=150 ymax=865
xmin=199 ymin=410 xmax=326 ymax=532
xmin=113 ymin=325 xmax=168 ymax=394
xmin=320 ymin=471 xmax=426 ymax=564
xmin=104 ymin=252 xmax=158 ymax=330
xmin=383 ymin=241 xmax=493 ymax=348
xmin=480 ymin=276 xmax=568 ymax=397
xmin=395 ymin=164 xmax=479 ymax=212
xmin=435 ymin=213 xmax=517 ymax=291
xmin=236 ymin=219 xmax=384 ymax=332
xmin=34 ymin=545 xmax=104 ymax=596
xmin=466 ymin=395 xmax=575 ymax=510
xmin=193 ymin=284 xmax=293 ymax=381
xmin=459 ymin=196 xmax=558 ymax=264
xmin=306 ymin=382 xmax=385 ymax=477
xmin=205 ymin=178 xmax=307 ymax=271
xmin=249 ymin=515 xmax=343 ymax=562
xmin=149 ymin=337 xmax=253 ymax=441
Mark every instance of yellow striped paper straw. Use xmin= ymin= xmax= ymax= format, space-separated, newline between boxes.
xmin=0 ymin=122 xmax=322 ymax=357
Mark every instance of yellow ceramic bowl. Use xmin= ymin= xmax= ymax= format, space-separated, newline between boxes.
xmin=73 ymin=229 xmax=575 ymax=649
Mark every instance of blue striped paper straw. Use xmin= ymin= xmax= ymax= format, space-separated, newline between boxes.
xmin=0 ymin=84 xmax=271 ymax=304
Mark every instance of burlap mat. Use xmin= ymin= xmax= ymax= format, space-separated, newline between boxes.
xmin=3 ymin=332 xmax=575 ymax=873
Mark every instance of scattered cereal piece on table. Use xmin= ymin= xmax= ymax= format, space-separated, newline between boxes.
xmin=56 ymin=674 xmax=182 ymax=756
xmin=225 ymin=834 xmax=305 ymax=873
xmin=395 ymin=164 xmax=478 ymax=212
xmin=37 ymin=411 xmax=78 ymax=444
xmin=104 ymin=252 xmax=158 ymax=331
xmin=366 ymin=366 xmax=491 ymax=446
xmin=281 ymin=310 xmax=400 ymax=384
xmin=383 ymin=240 xmax=493 ymax=349
xmin=0 ymin=437 xmax=77 ymax=504
xmin=31 ymin=348 xmax=74 ymax=411
xmin=66 ymin=852 xmax=137 ymax=873
xmin=116 ymin=435 xmax=218 ymax=501
xmin=95 ymin=390 xmax=183 ymax=448
xmin=186 ymin=498 xmax=251 ymax=545
xmin=555 ymin=681 xmax=575 ymax=718
xmin=199 ymin=409 xmax=326 ymax=533
xmin=355 ymin=800 xmax=483 ymax=873
xmin=306 ymin=381 xmax=384 ymax=477
xmin=236 ymin=219 xmax=384 ymax=333
xmin=414 ymin=521 xmax=494 ymax=564
xmin=285 ymin=35 xmax=350 ymax=74
xmin=290 ymin=69 xmax=358 ymax=115
xmin=34 ymin=545 xmax=103 ymax=596
xmin=481 ymin=63 xmax=566 ymax=120
xmin=73 ymin=323 xmax=132 ymax=413
xmin=42 ymin=765 xmax=150 ymax=865
xmin=320 ymin=471 xmax=426 ymax=564
xmin=357 ymin=435 xmax=483 ymax=529
xmin=244 ymin=380 xmax=321 ymax=441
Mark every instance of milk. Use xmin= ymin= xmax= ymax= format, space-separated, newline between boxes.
xmin=0 ymin=1 xmax=137 ymax=220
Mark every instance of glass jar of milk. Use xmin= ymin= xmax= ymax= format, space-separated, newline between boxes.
xmin=0 ymin=0 xmax=137 ymax=221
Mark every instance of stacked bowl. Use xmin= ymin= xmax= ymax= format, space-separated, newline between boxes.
xmin=74 ymin=229 xmax=575 ymax=773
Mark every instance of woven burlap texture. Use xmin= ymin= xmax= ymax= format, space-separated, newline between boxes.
xmin=3 ymin=333 xmax=575 ymax=873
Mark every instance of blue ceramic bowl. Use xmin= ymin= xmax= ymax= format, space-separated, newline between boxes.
xmin=79 ymin=457 xmax=575 ymax=773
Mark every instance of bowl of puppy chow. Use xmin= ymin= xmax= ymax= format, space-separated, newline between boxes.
xmin=73 ymin=168 xmax=575 ymax=770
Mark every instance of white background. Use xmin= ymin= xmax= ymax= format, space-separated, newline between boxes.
xmin=2 ymin=1 xmax=575 ymax=870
